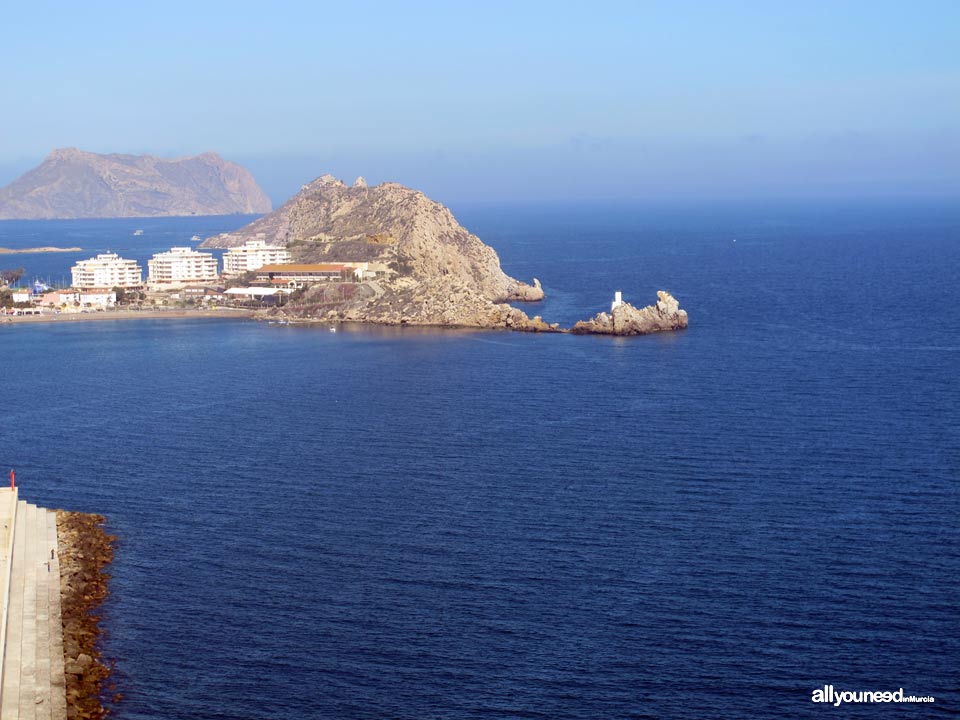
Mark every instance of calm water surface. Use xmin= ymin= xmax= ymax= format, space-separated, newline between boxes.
xmin=0 ymin=201 xmax=957 ymax=719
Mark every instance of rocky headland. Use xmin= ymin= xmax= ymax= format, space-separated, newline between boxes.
xmin=202 ymin=174 xmax=550 ymax=330
xmin=571 ymin=291 xmax=689 ymax=335
xmin=0 ymin=148 xmax=272 ymax=219
xmin=201 ymin=173 xmax=688 ymax=335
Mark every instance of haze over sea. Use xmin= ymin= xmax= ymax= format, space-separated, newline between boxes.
xmin=0 ymin=201 xmax=957 ymax=719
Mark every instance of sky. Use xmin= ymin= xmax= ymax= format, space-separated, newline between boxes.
xmin=0 ymin=0 xmax=957 ymax=205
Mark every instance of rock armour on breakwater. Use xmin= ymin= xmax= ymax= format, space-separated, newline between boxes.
xmin=57 ymin=511 xmax=115 ymax=720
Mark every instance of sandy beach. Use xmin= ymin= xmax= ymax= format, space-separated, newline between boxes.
xmin=0 ymin=307 xmax=254 ymax=325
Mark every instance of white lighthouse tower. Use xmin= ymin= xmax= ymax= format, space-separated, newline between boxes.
xmin=611 ymin=290 xmax=623 ymax=313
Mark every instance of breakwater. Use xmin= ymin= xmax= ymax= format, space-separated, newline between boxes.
xmin=0 ymin=490 xmax=114 ymax=720
xmin=56 ymin=512 xmax=114 ymax=720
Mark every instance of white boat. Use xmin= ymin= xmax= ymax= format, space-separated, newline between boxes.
xmin=191 ymin=235 xmax=201 ymax=242
xmin=133 ymin=229 xmax=144 ymax=236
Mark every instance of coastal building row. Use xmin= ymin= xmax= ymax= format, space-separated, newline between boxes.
xmin=69 ymin=241 xmax=296 ymax=288
xmin=57 ymin=243 xmax=391 ymax=304
xmin=70 ymin=248 xmax=222 ymax=287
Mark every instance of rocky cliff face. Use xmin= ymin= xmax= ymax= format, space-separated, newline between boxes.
xmin=0 ymin=148 xmax=272 ymax=219
xmin=203 ymin=174 xmax=546 ymax=328
xmin=571 ymin=291 xmax=689 ymax=335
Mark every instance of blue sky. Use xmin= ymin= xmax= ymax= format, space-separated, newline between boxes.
xmin=0 ymin=1 xmax=957 ymax=204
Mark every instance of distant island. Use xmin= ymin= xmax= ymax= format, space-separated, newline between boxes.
xmin=0 ymin=148 xmax=272 ymax=220
xmin=202 ymin=174 xmax=688 ymax=335
xmin=0 ymin=246 xmax=83 ymax=254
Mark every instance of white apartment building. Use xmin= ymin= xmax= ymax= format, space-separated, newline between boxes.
xmin=222 ymin=240 xmax=292 ymax=277
xmin=71 ymin=253 xmax=143 ymax=288
xmin=148 ymin=247 xmax=219 ymax=285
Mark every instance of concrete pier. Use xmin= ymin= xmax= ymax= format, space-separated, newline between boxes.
xmin=0 ymin=489 xmax=66 ymax=720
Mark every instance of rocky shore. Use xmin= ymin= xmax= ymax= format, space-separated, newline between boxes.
xmin=265 ymin=290 xmax=687 ymax=336
xmin=267 ymin=277 xmax=560 ymax=331
xmin=56 ymin=511 xmax=116 ymax=720
xmin=571 ymin=291 xmax=689 ymax=335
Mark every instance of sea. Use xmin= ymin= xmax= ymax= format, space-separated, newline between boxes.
xmin=0 ymin=200 xmax=957 ymax=719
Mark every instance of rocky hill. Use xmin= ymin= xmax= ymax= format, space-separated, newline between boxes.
xmin=0 ymin=148 xmax=272 ymax=219
xmin=202 ymin=174 xmax=547 ymax=329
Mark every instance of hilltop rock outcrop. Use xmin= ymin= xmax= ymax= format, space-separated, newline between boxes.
xmin=0 ymin=148 xmax=272 ymax=219
xmin=203 ymin=174 xmax=545 ymax=329
xmin=571 ymin=291 xmax=689 ymax=335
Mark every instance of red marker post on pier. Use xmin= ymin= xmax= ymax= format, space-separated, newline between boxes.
xmin=9 ymin=468 xmax=14 ymax=489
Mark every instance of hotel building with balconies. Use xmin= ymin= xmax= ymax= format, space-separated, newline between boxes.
xmin=147 ymin=247 xmax=219 ymax=285
xmin=71 ymin=253 xmax=143 ymax=288
xmin=222 ymin=240 xmax=292 ymax=277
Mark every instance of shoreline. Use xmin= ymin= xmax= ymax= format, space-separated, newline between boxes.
xmin=1 ymin=294 xmax=688 ymax=337
xmin=57 ymin=510 xmax=116 ymax=720
xmin=0 ymin=308 xmax=254 ymax=325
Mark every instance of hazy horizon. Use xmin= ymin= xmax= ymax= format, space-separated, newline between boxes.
xmin=1 ymin=1 xmax=957 ymax=206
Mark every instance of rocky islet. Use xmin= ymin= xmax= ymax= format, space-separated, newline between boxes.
xmin=571 ymin=291 xmax=689 ymax=335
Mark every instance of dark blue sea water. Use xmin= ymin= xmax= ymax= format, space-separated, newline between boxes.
xmin=0 ymin=201 xmax=958 ymax=719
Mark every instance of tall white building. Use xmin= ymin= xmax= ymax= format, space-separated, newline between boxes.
xmin=71 ymin=253 xmax=143 ymax=288
xmin=148 ymin=247 xmax=219 ymax=285
xmin=222 ymin=240 xmax=292 ymax=277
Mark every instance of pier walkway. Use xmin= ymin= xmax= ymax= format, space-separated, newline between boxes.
xmin=0 ymin=489 xmax=66 ymax=720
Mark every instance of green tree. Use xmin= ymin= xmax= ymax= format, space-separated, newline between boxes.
xmin=0 ymin=267 xmax=25 ymax=285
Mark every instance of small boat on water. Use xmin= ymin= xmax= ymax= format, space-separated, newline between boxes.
xmin=191 ymin=235 xmax=201 ymax=242
xmin=133 ymin=229 xmax=144 ymax=236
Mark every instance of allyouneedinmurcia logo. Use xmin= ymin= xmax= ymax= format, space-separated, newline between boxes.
xmin=811 ymin=685 xmax=935 ymax=707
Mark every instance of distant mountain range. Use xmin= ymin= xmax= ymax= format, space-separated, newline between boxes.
xmin=0 ymin=148 xmax=272 ymax=219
